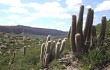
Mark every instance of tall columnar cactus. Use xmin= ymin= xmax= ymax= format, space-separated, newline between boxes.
xmin=70 ymin=15 xmax=77 ymax=54
xmin=75 ymin=33 xmax=82 ymax=53
xmin=86 ymin=9 xmax=94 ymax=42
xmin=76 ymin=5 xmax=84 ymax=34
xmin=99 ymin=16 xmax=107 ymax=42
xmin=40 ymin=43 xmax=45 ymax=66
xmin=69 ymin=5 xmax=107 ymax=55
xmin=91 ymin=26 xmax=96 ymax=37
xmin=59 ymin=39 xmax=66 ymax=55
xmin=50 ymin=41 xmax=56 ymax=61
xmin=55 ymin=42 xmax=61 ymax=59
xmin=83 ymin=8 xmax=92 ymax=42
xmin=76 ymin=5 xmax=84 ymax=46
xmin=40 ymin=35 xmax=66 ymax=68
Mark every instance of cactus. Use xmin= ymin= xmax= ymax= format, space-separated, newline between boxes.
xmin=69 ymin=5 xmax=107 ymax=55
xmin=58 ymin=38 xmax=61 ymax=43
xmin=91 ymin=26 xmax=96 ymax=37
xmin=46 ymin=35 xmax=51 ymax=42
xmin=86 ymin=9 xmax=94 ymax=42
xmin=40 ymin=35 xmax=66 ymax=68
xmin=50 ymin=41 xmax=56 ymax=61
xmin=55 ymin=42 xmax=61 ymax=59
xmin=45 ymin=41 xmax=51 ymax=54
xmin=44 ymin=53 xmax=49 ymax=67
xmin=23 ymin=46 xmax=26 ymax=56
xmin=83 ymin=8 xmax=92 ymax=42
xmin=59 ymin=39 xmax=66 ymax=55
xmin=75 ymin=33 xmax=82 ymax=53
xmin=70 ymin=15 xmax=77 ymax=54
xmin=76 ymin=5 xmax=84 ymax=34
xmin=99 ymin=16 xmax=107 ymax=42
xmin=40 ymin=43 xmax=45 ymax=66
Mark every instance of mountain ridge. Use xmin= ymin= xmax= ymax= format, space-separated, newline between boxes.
xmin=0 ymin=25 xmax=68 ymax=36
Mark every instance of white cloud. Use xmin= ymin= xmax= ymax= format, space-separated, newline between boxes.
xmin=0 ymin=0 xmax=71 ymax=28
xmin=0 ymin=21 xmax=17 ymax=26
xmin=7 ymin=22 xmax=17 ymax=26
xmin=32 ymin=21 xmax=66 ymax=30
xmin=0 ymin=0 xmax=28 ymax=14
xmin=8 ymin=7 xmax=28 ymax=14
xmin=0 ymin=0 xmax=22 ymax=7
xmin=65 ymin=0 xmax=82 ymax=11
xmin=19 ymin=13 xmax=38 ymax=24
xmin=7 ymin=15 xmax=20 ymax=20
xmin=55 ymin=22 xmax=65 ymax=26
xmin=25 ymin=2 xmax=69 ymax=18
xmin=95 ymin=0 xmax=110 ymax=12
xmin=0 ymin=7 xmax=28 ymax=14
xmin=0 ymin=1 xmax=70 ymax=19
xmin=85 ymin=5 xmax=92 ymax=9
xmin=0 ymin=18 xmax=5 ymax=22
xmin=57 ymin=0 xmax=61 ymax=1
xmin=24 ymin=2 xmax=67 ymax=13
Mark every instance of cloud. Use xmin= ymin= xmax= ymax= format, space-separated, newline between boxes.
xmin=65 ymin=0 xmax=82 ymax=11
xmin=24 ymin=2 xmax=70 ymax=18
xmin=7 ymin=15 xmax=20 ymax=20
xmin=8 ymin=7 xmax=28 ymax=14
xmin=7 ymin=22 xmax=17 ymax=26
xmin=19 ymin=13 xmax=38 ymax=24
xmin=0 ymin=0 xmax=22 ymax=7
xmin=95 ymin=0 xmax=110 ymax=12
xmin=55 ymin=22 xmax=65 ymax=26
xmin=85 ymin=5 xmax=92 ymax=9
xmin=0 ymin=0 xmax=71 ymax=30
xmin=32 ymin=21 xmax=66 ymax=30
xmin=0 ymin=7 xmax=28 ymax=14
xmin=0 ymin=18 xmax=5 ymax=22
xmin=0 ymin=1 xmax=71 ymax=19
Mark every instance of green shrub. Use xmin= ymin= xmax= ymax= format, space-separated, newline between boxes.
xmin=79 ymin=38 xmax=110 ymax=70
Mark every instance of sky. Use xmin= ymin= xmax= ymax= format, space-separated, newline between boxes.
xmin=0 ymin=0 xmax=110 ymax=31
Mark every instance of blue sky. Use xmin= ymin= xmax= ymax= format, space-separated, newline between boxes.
xmin=0 ymin=0 xmax=110 ymax=31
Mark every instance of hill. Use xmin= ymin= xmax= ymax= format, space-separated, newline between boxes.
xmin=0 ymin=25 xmax=68 ymax=36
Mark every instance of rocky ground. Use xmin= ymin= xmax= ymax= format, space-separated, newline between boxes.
xmin=58 ymin=52 xmax=79 ymax=70
xmin=57 ymin=52 xmax=110 ymax=70
xmin=41 ymin=52 xmax=110 ymax=70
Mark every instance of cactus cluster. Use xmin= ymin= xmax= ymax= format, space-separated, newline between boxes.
xmin=40 ymin=35 xmax=66 ymax=67
xmin=69 ymin=5 xmax=107 ymax=55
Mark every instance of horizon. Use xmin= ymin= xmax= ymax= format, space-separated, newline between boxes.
xmin=0 ymin=0 xmax=110 ymax=31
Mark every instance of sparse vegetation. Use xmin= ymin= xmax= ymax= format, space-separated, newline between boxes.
xmin=0 ymin=5 xmax=110 ymax=70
